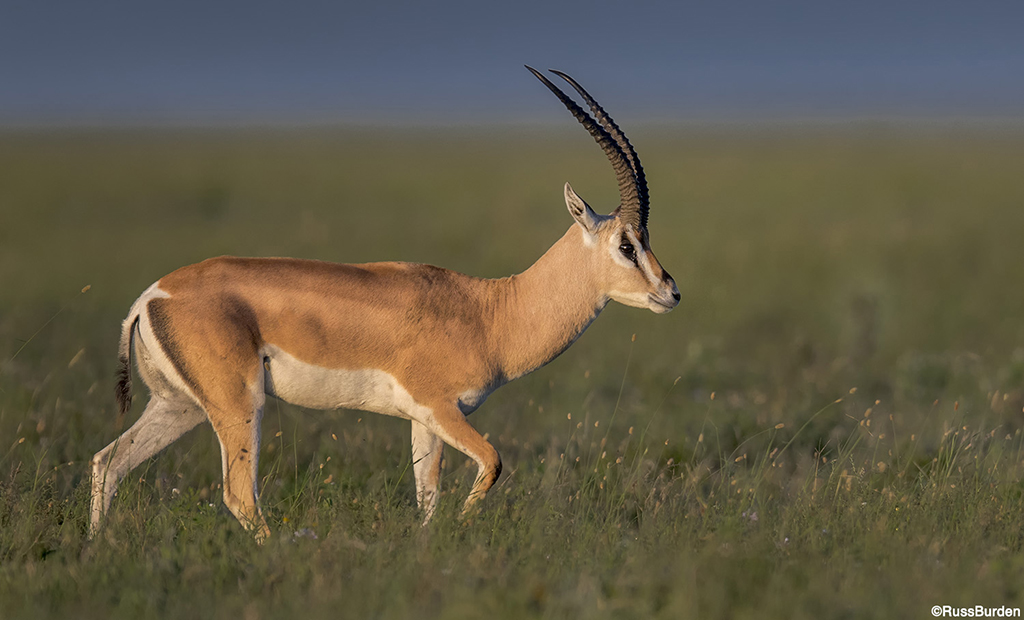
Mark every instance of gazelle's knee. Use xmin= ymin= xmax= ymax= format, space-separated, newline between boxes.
xmin=90 ymin=449 xmax=115 ymax=492
xmin=476 ymin=446 xmax=502 ymax=489
xmin=461 ymin=448 xmax=501 ymax=516
xmin=488 ymin=451 xmax=503 ymax=486
xmin=90 ymin=449 xmax=108 ymax=474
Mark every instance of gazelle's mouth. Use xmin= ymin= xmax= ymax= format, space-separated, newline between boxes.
xmin=648 ymin=293 xmax=677 ymax=312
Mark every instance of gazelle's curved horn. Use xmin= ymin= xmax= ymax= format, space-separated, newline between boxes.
xmin=526 ymin=66 xmax=644 ymax=231
xmin=549 ymin=69 xmax=648 ymax=231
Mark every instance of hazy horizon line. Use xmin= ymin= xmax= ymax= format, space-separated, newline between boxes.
xmin=4 ymin=114 xmax=1024 ymax=132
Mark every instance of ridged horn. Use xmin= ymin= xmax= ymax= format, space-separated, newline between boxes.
xmin=526 ymin=66 xmax=645 ymax=232
xmin=549 ymin=69 xmax=649 ymax=231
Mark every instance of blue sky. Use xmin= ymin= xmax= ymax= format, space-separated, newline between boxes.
xmin=2 ymin=1 xmax=1023 ymax=124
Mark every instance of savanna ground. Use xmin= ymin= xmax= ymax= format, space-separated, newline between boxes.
xmin=1 ymin=125 xmax=1023 ymax=619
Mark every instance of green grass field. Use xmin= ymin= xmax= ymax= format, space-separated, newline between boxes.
xmin=1 ymin=125 xmax=1023 ymax=619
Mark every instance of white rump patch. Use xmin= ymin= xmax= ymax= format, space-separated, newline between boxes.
xmin=133 ymin=283 xmax=204 ymax=405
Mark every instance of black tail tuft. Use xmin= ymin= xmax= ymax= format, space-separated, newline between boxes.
xmin=114 ymin=357 xmax=132 ymax=417
xmin=114 ymin=315 xmax=139 ymax=419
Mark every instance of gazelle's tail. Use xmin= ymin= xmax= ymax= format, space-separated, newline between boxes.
xmin=115 ymin=308 xmax=141 ymax=419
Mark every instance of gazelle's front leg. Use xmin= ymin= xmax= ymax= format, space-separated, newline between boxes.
xmin=411 ymin=420 xmax=444 ymax=523
xmin=419 ymin=404 xmax=501 ymax=516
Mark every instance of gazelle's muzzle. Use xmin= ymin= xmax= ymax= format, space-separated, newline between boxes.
xmin=648 ymin=272 xmax=680 ymax=313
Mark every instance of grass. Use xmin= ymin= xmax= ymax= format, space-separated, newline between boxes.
xmin=1 ymin=124 xmax=1024 ymax=618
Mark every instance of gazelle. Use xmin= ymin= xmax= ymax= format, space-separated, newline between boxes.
xmin=90 ymin=67 xmax=679 ymax=540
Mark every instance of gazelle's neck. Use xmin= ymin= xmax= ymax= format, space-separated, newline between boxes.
xmin=489 ymin=225 xmax=608 ymax=381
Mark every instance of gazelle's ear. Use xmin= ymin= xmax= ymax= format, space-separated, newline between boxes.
xmin=564 ymin=182 xmax=599 ymax=235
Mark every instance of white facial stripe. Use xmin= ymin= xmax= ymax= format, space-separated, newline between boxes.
xmin=622 ymin=229 xmax=661 ymax=286
xmin=638 ymin=251 xmax=661 ymax=286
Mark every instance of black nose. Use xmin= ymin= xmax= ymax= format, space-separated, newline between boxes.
xmin=671 ymin=291 xmax=680 ymax=301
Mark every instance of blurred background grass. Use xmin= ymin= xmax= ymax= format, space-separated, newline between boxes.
xmin=1 ymin=126 xmax=1023 ymax=618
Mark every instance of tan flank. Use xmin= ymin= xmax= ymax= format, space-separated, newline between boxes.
xmin=90 ymin=68 xmax=679 ymax=541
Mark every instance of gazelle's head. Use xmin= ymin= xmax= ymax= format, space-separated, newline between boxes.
xmin=529 ymin=66 xmax=679 ymax=314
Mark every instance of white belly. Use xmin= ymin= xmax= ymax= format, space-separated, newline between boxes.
xmin=262 ymin=344 xmax=415 ymax=418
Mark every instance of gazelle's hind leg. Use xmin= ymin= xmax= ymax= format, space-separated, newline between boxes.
xmin=143 ymin=291 xmax=270 ymax=541
xmin=203 ymin=367 xmax=269 ymax=542
xmin=411 ymin=420 xmax=444 ymax=524
xmin=90 ymin=396 xmax=206 ymax=536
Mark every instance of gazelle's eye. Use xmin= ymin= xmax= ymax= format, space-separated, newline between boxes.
xmin=619 ymin=242 xmax=638 ymax=265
